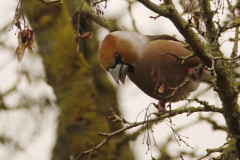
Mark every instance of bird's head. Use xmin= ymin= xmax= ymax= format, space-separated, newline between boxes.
xmin=98 ymin=31 xmax=149 ymax=84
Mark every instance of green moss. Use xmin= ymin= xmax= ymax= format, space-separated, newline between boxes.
xmin=182 ymin=21 xmax=190 ymax=30
xmin=23 ymin=0 xmax=134 ymax=159
xmin=165 ymin=4 xmax=175 ymax=14
xmin=194 ymin=10 xmax=202 ymax=17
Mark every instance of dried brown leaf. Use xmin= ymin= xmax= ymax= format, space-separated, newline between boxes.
xmin=16 ymin=45 xmax=26 ymax=62
xmin=80 ymin=32 xmax=93 ymax=40
xmin=21 ymin=30 xmax=30 ymax=44
xmin=17 ymin=31 xmax=22 ymax=47
xmin=27 ymin=29 xmax=35 ymax=54
xmin=15 ymin=29 xmax=35 ymax=61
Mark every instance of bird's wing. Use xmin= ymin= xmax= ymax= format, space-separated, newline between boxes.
xmin=146 ymin=34 xmax=181 ymax=42
xmin=146 ymin=35 xmax=191 ymax=51
xmin=127 ymin=39 xmax=201 ymax=101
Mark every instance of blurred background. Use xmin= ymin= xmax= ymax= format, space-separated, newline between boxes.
xmin=0 ymin=0 xmax=237 ymax=159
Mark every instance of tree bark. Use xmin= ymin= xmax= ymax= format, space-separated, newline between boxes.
xmin=22 ymin=0 xmax=134 ymax=159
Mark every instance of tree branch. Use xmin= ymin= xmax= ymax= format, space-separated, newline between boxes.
xmin=38 ymin=0 xmax=63 ymax=4
xmin=83 ymin=10 xmax=122 ymax=32
xmin=220 ymin=17 xmax=240 ymax=33
xmin=226 ymin=0 xmax=239 ymax=58
xmin=232 ymin=26 xmax=239 ymax=58
xmin=137 ymin=0 xmax=169 ymax=17
xmin=200 ymin=0 xmax=218 ymax=43
xmin=199 ymin=113 xmax=227 ymax=131
xmin=136 ymin=0 xmax=240 ymax=158
xmin=137 ymin=0 xmax=212 ymax=66
xmin=127 ymin=0 xmax=139 ymax=33
xmin=76 ymin=105 xmax=222 ymax=159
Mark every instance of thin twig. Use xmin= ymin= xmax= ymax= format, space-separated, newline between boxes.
xmin=127 ymin=0 xmax=139 ymax=32
xmin=226 ymin=0 xmax=239 ymax=58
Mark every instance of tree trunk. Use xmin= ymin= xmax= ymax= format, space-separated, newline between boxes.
xmin=23 ymin=0 xmax=134 ymax=159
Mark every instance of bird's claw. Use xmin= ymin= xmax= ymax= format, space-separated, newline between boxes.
xmin=187 ymin=68 xmax=198 ymax=80
xmin=155 ymin=100 xmax=166 ymax=112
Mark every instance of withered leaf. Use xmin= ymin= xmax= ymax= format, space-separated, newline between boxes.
xmin=21 ymin=30 xmax=30 ymax=44
xmin=16 ymin=31 xmax=26 ymax=62
xmin=16 ymin=45 xmax=26 ymax=62
xmin=27 ymin=29 xmax=35 ymax=54
xmin=15 ymin=29 xmax=35 ymax=62
xmin=80 ymin=32 xmax=93 ymax=40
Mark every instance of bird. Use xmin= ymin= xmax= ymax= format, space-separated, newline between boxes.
xmin=98 ymin=31 xmax=213 ymax=111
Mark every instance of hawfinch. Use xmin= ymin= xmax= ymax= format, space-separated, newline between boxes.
xmin=98 ymin=31 xmax=212 ymax=110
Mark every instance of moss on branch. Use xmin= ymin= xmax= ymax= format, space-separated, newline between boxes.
xmin=136 ymin=0 xmax=240 ymax=158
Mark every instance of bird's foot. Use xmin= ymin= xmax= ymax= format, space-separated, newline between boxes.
xmin=154 ymin=100 xmax=172 ymax=114
xmin=155 ymin=99 xmax=166 ymax=112
xmin=187 ymin=68 xmax=198 ymax=80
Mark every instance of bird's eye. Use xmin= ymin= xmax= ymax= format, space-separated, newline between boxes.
xmin=115 ymin=52 xmax=122 ymax=63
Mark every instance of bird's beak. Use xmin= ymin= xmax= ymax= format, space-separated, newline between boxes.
xmin=108 ymin=64 xmax=128 ymax=84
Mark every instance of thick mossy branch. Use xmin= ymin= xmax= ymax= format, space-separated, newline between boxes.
xmin=215 ymin=58 xmax=240 ymax=157
xmin=136 ymin=0 xmax=240 ymax=158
